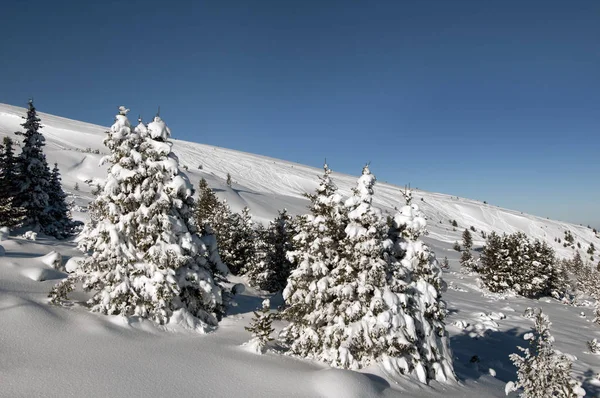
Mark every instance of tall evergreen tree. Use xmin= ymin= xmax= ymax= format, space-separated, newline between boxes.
xmin=51 ymin=107 xmax=228 ymax=327
xmin=247 ymin=208 xmax=296 ymax=292
xmin=0 ymin=137 xmax=23 ymax=227
xmin=44 ymin=163 xmax=78 ymax=238
xmin=14 ymin=100 xmax=52 ymax=230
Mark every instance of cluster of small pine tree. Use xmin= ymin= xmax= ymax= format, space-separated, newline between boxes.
xmin=0 ymin=100 xmax=76 ymax=238
xmin=479 ymin=231 xmax=567 ymax=298
xmin=195 ymin=178 xmax=298 ymax=293
xmin=280 ymin=164 xmax=454 ymax=383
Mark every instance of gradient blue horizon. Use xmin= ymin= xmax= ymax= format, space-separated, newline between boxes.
xmin=1 ymin=0 xmax=598 ymax=227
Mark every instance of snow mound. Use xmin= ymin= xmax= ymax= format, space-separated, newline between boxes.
xmin=40 ymin=251 xmax=62 ymax=269
xmin=311 ymin=369 xmax=391 ymax=398
xmin=0 ymin=226 xmax=9 ymax=241
xmin=65 ymin=256 xmax=84 ymax=273
xmin=21 ymin=267 xmax=66 ymax=282
xmin=0 ymin=245 xmax=4 ymax=256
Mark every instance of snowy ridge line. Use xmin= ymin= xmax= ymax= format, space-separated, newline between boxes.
xmin=0 ymin=102 xmax=597 ymax=259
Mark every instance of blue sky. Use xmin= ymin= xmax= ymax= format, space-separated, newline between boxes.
xmin=1 ymin=0 xmax=598 ymax=227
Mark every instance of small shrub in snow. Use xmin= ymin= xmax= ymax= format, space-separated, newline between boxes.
xmin=453 ymin=241 xmax=461 ymax=252
xmin=587 ymin=339 xmax=600 ymax=354
xmin=506 ymin=308 xmax=585 ymax=397
xmin=226 ymin=172 xmax=232 ymax=187
xmin=244 ymin=299 xmax=275 ymax=354
xmin=440 ymin=256 xmax=450 ymax=270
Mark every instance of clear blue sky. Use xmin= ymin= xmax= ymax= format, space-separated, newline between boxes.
xmin=1 ymin=0 xmax=598 ymax=227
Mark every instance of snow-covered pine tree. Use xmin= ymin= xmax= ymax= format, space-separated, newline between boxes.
xmin=50 ymin=108 xmax=228 ymax=327
xmin=224 ymin=206 xmax=257 ymax=275
xmin=460 ymin=229 xmax=476 ymax=270
xmin=246 ymin=208 xmax=296 ymax=292
xmin=506 ymin=308 xmax=585 ymax=397
xmin=14 ymin=100 xmax=52 ymax=230
xmin=0 ymin=137 xmax=23 ymax=227
xmin=195 ymin=177 xmax=221 ymax=232
xmin=280 ymin=162 xmax=347 ymax=359
xmin=386 ymin=193 xmax=455 ymax=383
xmin=244 ymin=298 xmax=275 ymax=354
xmin=44 ymin=163 xmax=78 ymax=238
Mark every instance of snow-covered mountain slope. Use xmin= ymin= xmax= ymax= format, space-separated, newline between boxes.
xmin=2 ymin=103 xmax=600 ymax=397
xmin=0 ymin=103 xmax=596 ymax=257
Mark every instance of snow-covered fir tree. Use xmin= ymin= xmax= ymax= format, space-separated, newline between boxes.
xmin=460 ymin=229 xmax=476 ymax=270
xmin=195 ymin=177 xmax=221 ymax=232
xmin=386 ymin=189 xmax=455 ymax=383
xmin=50 ymin=108 xmax=228 ymax=327
xmin=44 ymin=163 xmax=78 ymax=238
xmin=244 ymin=299 xmax=275 ymax=354
xmin=506 ymin=308 xmax=585 ymax=397
xmin=246 ymin=208 xmax=296 ymax=292
xmin=14 ymin=100 xmax=52 ymax=230
xmin=221 ymin=206 xmax=257 ymax=275
xmin=0 ymin=137 xmax=23 ymax=227
xmin=281 ymin=164 xmax=454 ymax=383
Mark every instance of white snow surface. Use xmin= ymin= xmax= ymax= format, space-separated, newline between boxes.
xmin=1 ymin=103 xmax=599 ymax=397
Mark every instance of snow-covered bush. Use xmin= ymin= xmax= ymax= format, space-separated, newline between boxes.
xmin=0 ymin=226 xmax=9 ymax=241
xmin=587 ymin=339 xmax=600 ymax=354
xmin=506 ymin=308 xmax=585 ymax=397
xmin=281 ymin=164 xmax=454 ymax=384
xmin=22 ymin=231 xmax=37 ymax=241
xmin=244 ymin=299 xmax=275 ymax=354
xmin=479 ymin=232 xmax=566 ymax=298
xmin=50 ymin=108 xmax=228 ymax=328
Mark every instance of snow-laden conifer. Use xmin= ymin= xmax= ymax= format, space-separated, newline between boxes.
xmin=280 ymin=162 xmax=347 ymax=359
xmin=386 ymin=193 xmax=454 ymax=383
xmin=506 ymin=308 xmax=585 ymax=397
xmin=222 ymin=206 xmax=257 ymax=275
xmin=44 ymin=163 xmax=78 ymax=238
xmin=14 ymin=100 xmax=52 ymax=230
xmin=50 ymin=108 xmax=228 ymax=327
xmin=460 ymin=229 xmax=476 ymax=270
xmin=246 ymin=209 xmax=296 ymax=292
xmin=0 ymin=137 xmax=23 ymax=227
